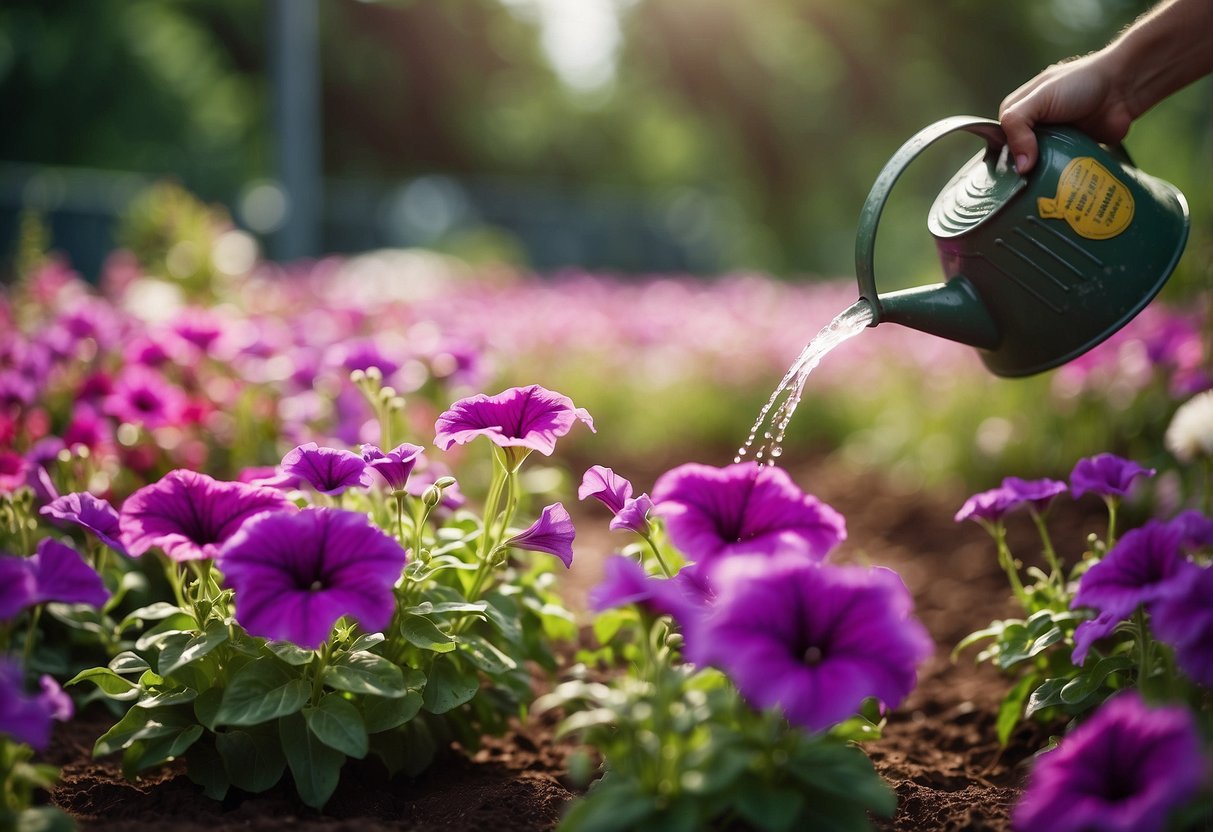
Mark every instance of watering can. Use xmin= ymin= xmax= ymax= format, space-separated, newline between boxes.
xmin=855 ymin=115 xmax=1189 ymax=377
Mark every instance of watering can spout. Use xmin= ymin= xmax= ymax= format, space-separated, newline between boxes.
xmin=870 ymin=278 xmax=1000 ymax=350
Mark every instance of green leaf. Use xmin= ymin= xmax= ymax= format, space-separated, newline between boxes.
xmin=557 ymin=776 xmax=660 ymax=832
xmin=359 ymin=670 xmax=425 ymax=732
xmin=65 ymin=667 xmax=140 ymax=700
xmin=108 ymin=651 xmax=151 ymax=675
xmin=1060 ymin=655 xmax=1135 ymax=704
xmin=44 ymin=603 xmax=106 ymax=635
xmin=405 ymin=600 xmax=488 ymax=617
xmin=952 ymin=622 xmax=1006 ymax=661
xmin=322 ymin=650 xmax=407 ymax=697
xmin=398 ymin=614 xmax=457 ymax=653
xmin=214 ymin=658 xmax=310 ymax=726
xmin=185 ymin=740 xmax=230 ymax=801
xmin=1025 ymin=677 xmax=1069 ymax=717
xmin=12 ymin=805 xmax=77 ymax=832
xmin=121 ymin=724 xmax=203 ymax=777
xmin=118 ymin=601 xmax=182 ymax=633
xmin=158 ymin=620 xmax=229 ymax=676
xmin=94 ymin=705 xmax=195 ymax=757
xmin=193 ymin=687 xmax=224 ymax=731
xmin=304 ymin=694 xmax=369 ymax=759
xmin=997 ymin=672 xmax=1039 ymax=746
xmin=138 ymin=687 xmax=199 ymax=709
xmin=459 ymin=633 xmax=517 ymax=675
xmin=421 ymin=657 xmax=479 ymax=714
xmin=279 ymin=711 xmax=344 ymax=809
xmin=482 ymin=594 xmax=524 ymax=643
xmin=267 ymin=641 xmax=315 ymax=666
xmin=216 ymin=725 xmax=287 ymax=793
xmin=735 ymin=783 xmax=805 ymax=832
xmin=134 ymin=612 xmax=196 ymax=651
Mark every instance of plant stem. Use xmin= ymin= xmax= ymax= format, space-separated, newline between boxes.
xmin=1028 ymin=509 xmax=1063 ymax=586
xmin=22 ymin=605 xmax=42 ymax=668
xmin=994 ymin=523 xmax=1027 ymax=606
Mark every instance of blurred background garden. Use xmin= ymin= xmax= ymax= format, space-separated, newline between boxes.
xmin=2 ymin=0 xmax=1210 ymax=495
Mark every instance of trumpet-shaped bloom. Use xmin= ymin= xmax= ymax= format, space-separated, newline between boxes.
xmin=120 ymin=469 xmax=294 ymax=561
xmin=579 ymin=466 xmax=633 ymax=514
xmin=433 ymin=384 xmax=594 ymax=456
xmin=688 ymin=559 xmax=932 ymax=732
xmin=1002 ymin=477 xmax=1067 ymax=511
xmin=590 ymin=554 xmax=699 ymax=622
xmin=1151 ymin=564 xmax=1213 ymax=686
xmin=1070 ymin=453 xmax=1155 ymax=500
xmin=0 ymin=538 xmax=110 ymax=618
xmin=1072 ymin=520 xmax=1195 ymax=620
xmin=219 ymin=507 xmax=408 ymax=649
xmin=0 ymin=557 xmax=36 ymax=619
xmin=102 ymin=365 xmax=186 ymax=429
xmin=954 ymin=486 xmax=1016 ymax=524
xmin=610 ymin=494 xmax=653 ymax=535
xmin=505 ymin=502 xmax=575 ymax=568
xmin=361 ymin=442 xmax=425 ymax=492
xmin=652 ymin=462 xmax=845 ymax=566
xmin=1012 ymin=692 xmax=1203 ymax=832
xmin=281 ymin=442 xmax=373 ymax=495
xmin=0 ymin=660 xmax=73 ymax=751
xmin=41 ymin=492 xmax=127 ymax=555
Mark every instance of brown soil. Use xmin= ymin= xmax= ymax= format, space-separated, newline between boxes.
xmin=42 ymin=455 xmax=1100 ymax=831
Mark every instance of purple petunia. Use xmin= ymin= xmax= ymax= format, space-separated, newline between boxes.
xmin=652 ymin=462 xmax=846 ymax=568
xmin=1002 ymin=477 xmax=1067 ymax=511
xmin=1012 ymin=692 xmax=1204 ymax=832
xmin=1070 ymin=453 xmax=1156 ymax=500
xmin=0 ymin=450 xmax=31 ymax=494
xmin=41 ymin=492 xmax=128 ymax=555
xmin=102 ymin=365 xmax=186 ymax=429
xmin=282 ymin=442 xmax=374 ymax=495
xmin=687 ymin=559 xmax=932 ymax=733
xmin=579 ymin=466 xmax=633 ymax=514
xmin=361 ymin=442 xmax=425 ymax=492
xmin=1151 ymin=564 xmax=1213 ymax=686
xmin=954 ymin=486 xmax=1017 ymax=524
xmin=589 ymin=555 xmax=700 ymax=622
xmin=433 ymin=384 xmax=594 ymax=457
xmin=611 ymin=494 xmax=653 ymax=535
xmin=219 ymin=507 xmax=408 ymax=649
xmin=1071 ymin=520 xmax=1195 ymax=621
xmin=0 ymin=538 xmax=110 ymax=618
xmin=120 ymin=469 xmax=294 ymax=561
xmin=1070 ymin=610 xmax=1121 ymax=666
xmin=505 ymin=503 xmax=576 ymax=568
xmin=0 ymin=659 xmax=73 ymax=751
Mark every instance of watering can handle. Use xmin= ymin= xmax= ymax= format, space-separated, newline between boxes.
xmin=855 ymin=116 xmax=1007 ymax=325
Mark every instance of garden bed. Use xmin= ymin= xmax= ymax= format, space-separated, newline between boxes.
xmin=42 ymin=454 xmax=1102 ymax=831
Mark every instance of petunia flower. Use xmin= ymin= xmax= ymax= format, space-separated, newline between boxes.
xmin=1001 ymin=476 xmax=1067 ymax=511
xmin=611 ymin=494 xmax=653 ymax=535
xmin=219 ymin=507 xmax=408 ymax=650
xmin=433 ymin=384 xmax=594 ymax=457
xmin=652 ymin=462 xmax=845 ymax=567
xmin=504 ymin=502 xmax=576 ymax=568
xmin=361 ymin=442 xmax=425 ymax=492
xmin=1071 ymin=520 xmax=1196 ymax=620
xmin=0 ymin=659 xmax=73 ymax=751
xmin=954 ymin=485 xmax=1017 ymax=524
xmin=41 ymin=492 xmax=128 ymax=555
xmin=1172 ymin=509 xmax=1213 ymax=549
xmin=589 ymin=555 xmax=699 ymax=622
xmin=1069 ymin=453 xmax=1156 ymax=500
xmin=102 ymin=365 xmax=186 ymax=429
xmin=1070 ymin=610 xmax=1121 ymax=666
xmin=0 ymin=450 xmax=31 ymax=494
xmin=579 ymin=466 xmax=633 ymax=514
xmin=687 ymin=559 xmax=932 ymax=733
xmin=1150 ymin=564 xmax=1213 ymax=686
xmin=1012 ymin=692 xmax=1203 ymax=832
xmin=25 ymin=538 xmax=110 ymax=609
xmin=120 ymin=469 xmax=294 ymax=561
xmin=0 ymin=557 xmax=36 ymax=619
xmin=236 ymin=465 xmax=301 ymax=492
xmin=281 ymin=442 xmax=373 ymax=495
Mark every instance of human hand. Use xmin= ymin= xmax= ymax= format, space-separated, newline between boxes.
xmin=998 ymin=52 xmax=1133 ymax=175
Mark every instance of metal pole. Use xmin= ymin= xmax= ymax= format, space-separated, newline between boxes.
xmin=269 ymin=0 xmax=321 ymax=260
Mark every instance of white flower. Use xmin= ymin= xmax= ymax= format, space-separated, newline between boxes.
xmin=1165 ymin=391 xmax=1213 ymax=463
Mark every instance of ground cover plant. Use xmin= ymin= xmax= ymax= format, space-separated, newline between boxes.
xmin=0 ymin=187 xmax=1211 ymax=829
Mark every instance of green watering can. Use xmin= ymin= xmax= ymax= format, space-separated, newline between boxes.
xmin=855 ymin=115 xmax=1190 ymax=377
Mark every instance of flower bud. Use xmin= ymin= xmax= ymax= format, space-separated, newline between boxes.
xmin=421 ymin=485 xmax=443 ymax=508
xmin=433 ymin=476 xmax=457 ymax=490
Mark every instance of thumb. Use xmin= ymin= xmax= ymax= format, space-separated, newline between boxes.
xmin=999 ymin=107 xmax=1038 ymax=174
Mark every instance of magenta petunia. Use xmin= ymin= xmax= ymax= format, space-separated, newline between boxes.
xmin=610 ymin=494 xmax=653 ymax=535
xmin=219 ymin=507 xmax=408 ymax=649
xmin=1071 ymin=520 xmax=1196 ymax=620
xmin=1002 ymin=476 xmax=1067 ymax=511
xmin=579 ymin=466 xmax=633 ymax=514
xmin=687 ymin=559 xmax=932 ymax=733
xmin=0 ymin=450 xmax=31 ymax=494
xmin=236 ymin=465 xmax=301 ymax=492
xmin=1070 ymin=453 xmax=1156 ymax=500
xmin=1151 ymin=564 xmax=1213 ymax=686
xmin=102 ymin=365 xmax=186 ymax=429
xmin=41 ymin=492 xmax=128 ymax=555
xmin=120 ymin=469 xmax=294 ymax=561
xmin=652 ymin=462 xmax=845 ymax=567
xmin=433 ymin=385 xmax=594 ymax=456
xmin=281 ymin=442 xmax=374 ymax=495
xmin=505 ymin=503 xmax=576 ymax=568
xmin=361 ymin=442 xmax=425 ymax=492
xmin=1012 ymin=692 xmax=1203 ymax=832
xmin=0 ymin=659 xmax=74 ymax=751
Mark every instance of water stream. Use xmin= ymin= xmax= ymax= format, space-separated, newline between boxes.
xmin=735 ymin=298 xmax=875 ymax=465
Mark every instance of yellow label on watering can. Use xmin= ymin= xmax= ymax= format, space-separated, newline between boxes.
xmin=1037 ymin=156 xmax=1135 ymax=240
